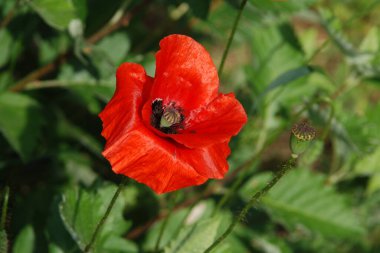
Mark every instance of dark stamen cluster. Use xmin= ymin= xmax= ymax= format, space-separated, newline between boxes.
xmin=151 ymin=99 xmax=184 ymax=134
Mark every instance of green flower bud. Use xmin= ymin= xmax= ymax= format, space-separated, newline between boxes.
xmin=290 ymin=120 xmax=316 ymax=158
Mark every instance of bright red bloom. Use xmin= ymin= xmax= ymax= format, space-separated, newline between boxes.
xmin=99 ymin=34 xmax=247 ymax=194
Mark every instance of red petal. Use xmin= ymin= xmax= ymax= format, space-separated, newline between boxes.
xmin=180 ymin=141 xmax=231 ymax=179
xmin=99 ymin=63 xmax=152 ymax=148
xmin=171 ymin=93 xmax=248 ymax=148
xmin=150 ymin=34 xmax=219 ymax=113
xmin=102 ymin=125 xmax=230 ymax=193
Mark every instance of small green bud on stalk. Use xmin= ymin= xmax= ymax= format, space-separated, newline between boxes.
xmin=290 ymin=120 xmax=316 ymax=158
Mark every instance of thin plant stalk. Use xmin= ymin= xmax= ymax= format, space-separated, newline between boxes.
xmin=204 ymin=158 xmax=296 ymax=253
xmin=154 ymin=191 xmax=178 ymax=252
xmin=84 ymin=177 xmax=127 ymax=252
xmin=218 ymin=0 xmax=248 ymax=76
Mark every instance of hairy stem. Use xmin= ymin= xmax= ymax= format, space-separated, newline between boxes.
xmin=204 ymin=158 xmax=296 ymax=253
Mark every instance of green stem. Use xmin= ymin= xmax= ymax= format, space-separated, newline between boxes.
xmin=154 ymin=192 xmax=178 ymax=252
xmin=1 ymin=187 xmax=10 ymax=230
xmin=203 ymin=158 xmax=296 ymax=253
xmin=84 ymin=177 xmax=127 ymax=252
xmin=218 ymin=0 xmax=248 ymax=76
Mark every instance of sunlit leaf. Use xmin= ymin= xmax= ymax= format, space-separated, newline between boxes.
xmin=144 ymin=201 xmax=215 ymax=251
xmin=29 ymin=0 xmax=78 ymax=30
xmin=240 ymin=169 xmax=366 ymax=238
xmin=165 ymin=215 xmax=229 ymax=253
xmin=59 ymin=183 xmax=134 ymax=252
xmin=13 ymin=225 xmax=35 ymax=253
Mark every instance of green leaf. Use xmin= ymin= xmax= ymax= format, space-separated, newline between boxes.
xmin=29 ymin=0 xmax=78 ymax=30
xmin=354 ymin=146 xmax=380 ymax=195
xmin=247 ymin=23 xmax=307 ymax=111
xmin=144 ymin=209 xmax=189 ymax=251
xmin=0 ymin=92 xmax=43 ymax=161
xmin=95 ymin=33 xmax=131 ymax=65
xmin=92 ymin=32 xmax=131 ymax=78
xmin=46 ymin=197 xmax=80 ymax=253
xmin=359 ymin=27 xmax=380 ymax=53
xmin=263 ymin=66 xmax=313 ymax=95
xmin=59 ymin=183 xmax=133 ymax=252
xmin=144 ymin=200 xmax=215 ymax=251
xmin=164 ymin=215 xmax=228 ymax=253
xmin=240 ymin=169 xmax=366 ymax=239
xmin=13 ymin=225 xmax=35 ymax=253
xmin=354 ymin=146 xmax=380 ymax=176
xmin=368 ymin=174 xmax=380 ymax=195
xmin=0 ymin=230 xmax=8 ymax=253
xmin=102 ymin=235 xmax=138 ymax=253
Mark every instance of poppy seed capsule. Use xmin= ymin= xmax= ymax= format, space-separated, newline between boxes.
xmin=290 ymin=120 xmax=316 ymax=158
xmin=160 ymin=108 xmax=181 ymax=128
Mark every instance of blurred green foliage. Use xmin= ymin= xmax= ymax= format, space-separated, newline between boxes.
xmin=1 ymin=0 xmax=380 ymax=252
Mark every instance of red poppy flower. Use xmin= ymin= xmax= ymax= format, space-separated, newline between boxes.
xmin=99 ymin=34 xmax=247 ymax=194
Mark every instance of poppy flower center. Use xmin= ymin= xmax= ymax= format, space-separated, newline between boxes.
xmin=150 ymin=98 xmax=184 ymax=134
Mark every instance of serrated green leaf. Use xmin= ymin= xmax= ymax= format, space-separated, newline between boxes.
xmin=164 ymin=215 xmax=226 ymax=253
xmin=59 ymin=184 xmax=133 ymax=252
xmin=29 ymin=0 xmax=77 ymax=30
xmin=241 ymin=169 xmax=365 ymax=239
xmin=13 ymin=225 xmax=35 ymax=253
xmin=0 ymin=92 xmax=43 ymax=161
